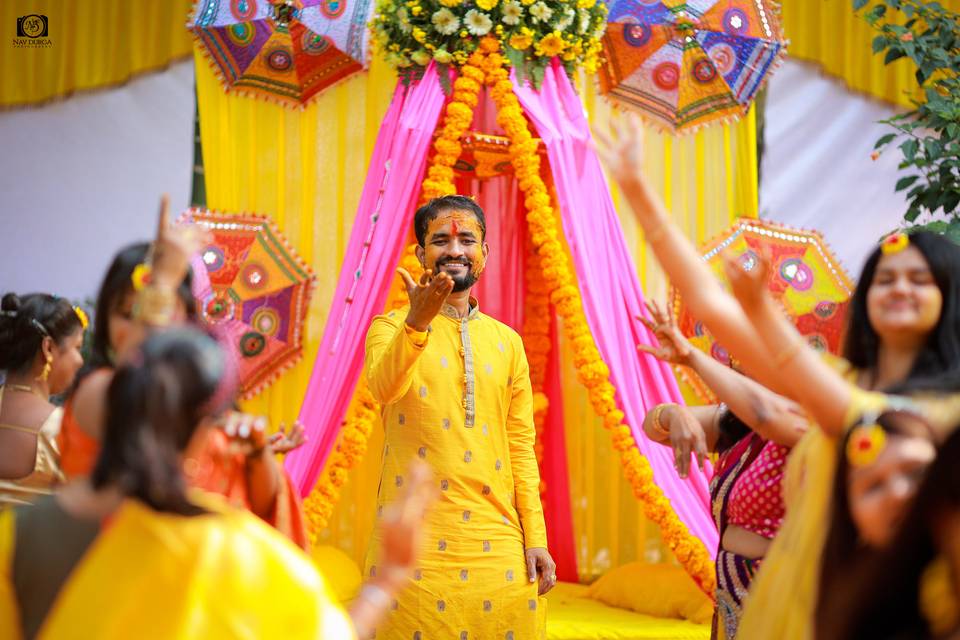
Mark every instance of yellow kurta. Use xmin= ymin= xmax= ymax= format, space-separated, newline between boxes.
xmin=364 ymin=302 xmax=548 ymax=640
xmin=0 ymin=492 xmax=353 ymax=640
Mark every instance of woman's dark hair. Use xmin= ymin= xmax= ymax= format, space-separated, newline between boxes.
xmin=0 ymin=292 xmax=82 ymax=374
xmin=835 ymin=426 xmax=960 ymax=639
xmin=815 ymin=409 xmax=936 ymax=640
xmin=91 ymin=328 xmax=231 ymax=516
xmin=85 ymin=243 xmax=196 ymax=375
xmin=843 ymin=231 xmax=960 ymax=392
xmin=716 ymin=408 xmax=752 ymax=453
xmin=413 ymin=195 xmax=487 ymax=246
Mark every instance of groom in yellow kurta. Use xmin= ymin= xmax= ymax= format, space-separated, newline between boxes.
xmin=364 ymin=195 xmax=555 ymax=639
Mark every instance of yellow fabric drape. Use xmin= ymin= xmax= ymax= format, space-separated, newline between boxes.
xmin=778 ymin=0 xmax=960 ymax=109
xmin=197 ymin=52 xmax=758 ymax=570
xmin=195 ymin=47 xmax=396 ymax=564
xmin=0 ymin=0 xmax=193 ymax=108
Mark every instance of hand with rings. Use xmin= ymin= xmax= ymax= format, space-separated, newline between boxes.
xmin=525 ymin=547 xmax=558 ymax=595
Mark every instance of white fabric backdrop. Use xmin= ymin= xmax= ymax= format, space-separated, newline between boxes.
xmin=760 ymin=60 xmax=909 ymax=276
xmin=0 ymin=61 xmax=194 ymax=302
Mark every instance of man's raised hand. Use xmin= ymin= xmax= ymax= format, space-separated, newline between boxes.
xmin=398 ymin=267 xmax=454 ymax=332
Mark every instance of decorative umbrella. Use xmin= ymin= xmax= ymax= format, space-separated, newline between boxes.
xmin=190 ymin=0 xmax=373 ymax=106
xmin=671 ymin=218 xmax=854 ymax=402
xmin=182 ymin=209 xmax=316 ymax=399
xmin=599 ymin=0 xmax=785 ymax=133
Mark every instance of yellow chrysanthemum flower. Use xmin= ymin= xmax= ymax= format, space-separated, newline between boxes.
xmin=509 ymin=33 xmax=533 ymax=50
xmin=535 ymin=31 xmax=566 ymax=57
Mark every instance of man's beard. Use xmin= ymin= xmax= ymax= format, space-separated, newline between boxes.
xmin=436 ymin=258 xmax=479 ymax=293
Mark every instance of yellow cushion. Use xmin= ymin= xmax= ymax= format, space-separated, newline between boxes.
xmin=311 ymin=545 xmax=362 ymax=603
xmin=586 ymin=562 xmax=714 ymax=625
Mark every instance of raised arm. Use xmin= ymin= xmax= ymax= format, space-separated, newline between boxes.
xmin=724 ymin=253 xmax=854 ymax=436
xmin=365 ymin=269 xmax=454 ymax=405
xmin=638 ymin=300 xmax=808 ymax=447
xmin=73 ymin=195 xmax=209 ymax=439
xmin=596 ymin=116 xmax=791 ymax=398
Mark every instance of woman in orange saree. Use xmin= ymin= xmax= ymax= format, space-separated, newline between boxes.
xmin=59 ymin=209 xmax=308 ymax=548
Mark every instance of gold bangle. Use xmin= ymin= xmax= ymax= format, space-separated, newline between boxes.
xmin=774 ymin=339 xmax=805 ymax=368
xmin=133 ymin=285 xmax=177 ymax=327
xmin=652 ymin=403 xmax=674 ymax=436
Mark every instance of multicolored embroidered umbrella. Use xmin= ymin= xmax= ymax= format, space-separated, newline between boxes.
xmin=671 ymin=218 xmax=854 ymax=402
xmin=182 ymin=209 xmax=316 ymax=399
xmin=599 ymin=0 xmax=785 ymax=133
xmin=190 ymin=0 xmax=373 ymax=106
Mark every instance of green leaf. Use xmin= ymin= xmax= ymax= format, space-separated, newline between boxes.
xmin=884 ymin=48 xmax=907 ymax=65
xmin=873 ymin=35 xmax=888 ymax=53
xmin=901 ymin=138 xmax=919 ymax=161
xmin=531 ymin=63 xmax=546 ymax=90
xmin=875 ymin=132 xmax=897 ymax=149
xmin=905 ymin=207 xmax=921 ymax=222
xmin=505 ymin=47 xmax=526 ymax=86
xmin=437 ymin=64 xmax=452 ymax=96
xmin=853 ymin=0 xmax=870 ymax=9
xmin=945 ymin=191 xmax=960 ymax=214
xmin=896 ymin=175 xmax=920 ymax=191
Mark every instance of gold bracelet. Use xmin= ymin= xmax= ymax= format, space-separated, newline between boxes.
xmin=133 ymin=285 xmax=177 ymax=327
xmin=652 ymin=403 xmax=674 ymax=436
xmin=774 ymin=339 xmax=805 ymax=368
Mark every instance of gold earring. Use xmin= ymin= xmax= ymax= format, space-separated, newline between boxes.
xmin=38 ymin=356 xmax=51 ymax=383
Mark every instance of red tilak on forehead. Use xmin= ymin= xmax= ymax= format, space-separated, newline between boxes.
xmin=451 ymin=219 xmax=459 ymax=236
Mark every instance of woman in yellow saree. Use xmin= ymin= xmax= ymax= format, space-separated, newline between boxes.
xmin=597 ymin=114 xmax=960 ymax=640
xmin=0 ymin=329 xmax=432 ymax=640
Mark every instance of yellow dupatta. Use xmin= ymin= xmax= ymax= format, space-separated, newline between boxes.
xmin=739 ymin=373 xmax=960 ymax=640
xmin=1 ymin=492 xmax=354 ymax=640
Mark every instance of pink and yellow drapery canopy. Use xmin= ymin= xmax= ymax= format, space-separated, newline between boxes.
xmin=194 ymin=49 xmax=758 ymax=581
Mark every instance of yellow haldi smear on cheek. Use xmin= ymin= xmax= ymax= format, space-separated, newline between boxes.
xmin=428 ymin=210 xmax=486 ymax=276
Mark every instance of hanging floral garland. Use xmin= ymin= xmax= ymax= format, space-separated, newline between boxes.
xmin=523 ymin=237 xmax=552 ymax=496
xmin=370 ymin=0 xmax=606 ymax=89
xmin=474 ymin=37 xmax=717 ymax=596
xmin=307 ymin=35 xmax=716 ymax=595
xmin=302 ymin=244 xmax=424 ymax=543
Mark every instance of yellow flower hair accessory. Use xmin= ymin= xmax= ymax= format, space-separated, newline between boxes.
xmin=73 ymin=306 xmax=89 ymax=330
xmin=846 ymin=423 xmax=887 ymax=468
xmin=131 ymin=263 xmax=152 ymax=291
xmin=881 ymin=232 xmax=910 ymax=255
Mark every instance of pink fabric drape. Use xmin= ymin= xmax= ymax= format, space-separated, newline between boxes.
xmin=512 ymin=62 xmax=719 ymax=557
xmin=286 ymin=65 xmax=447 ymax=495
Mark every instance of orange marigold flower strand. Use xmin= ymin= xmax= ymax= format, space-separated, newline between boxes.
xmin=478 ymin=36 xmax=716 ymax=597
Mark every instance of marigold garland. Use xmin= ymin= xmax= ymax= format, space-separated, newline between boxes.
xmin=304 ymin=43 xmax=718 ymax=596
xmin=523 ymin=236 xmax=551 ymax=497
xmin=476 ymin=36 xmax=717 ymax=596
xmin=302 ymin=243 xmax=424 ymax=544
xmin=421 ymin=51 xmax=486 ymax=202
